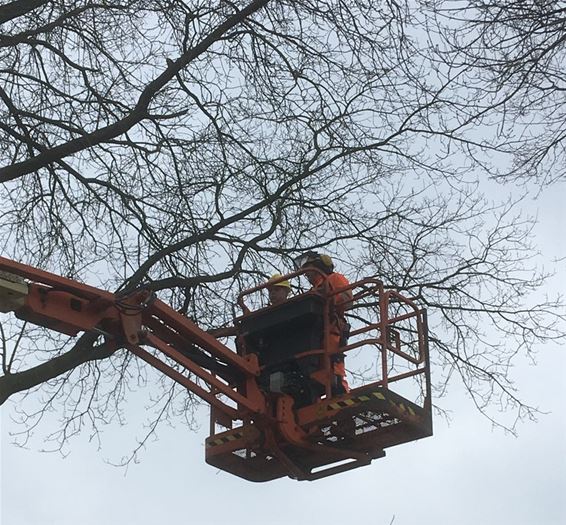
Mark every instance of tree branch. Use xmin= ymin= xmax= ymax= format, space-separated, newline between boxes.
xmin=0 ymin=0 xmax=270 ymax=183
xmin=0 ymin=332 xmax=115 ymax=405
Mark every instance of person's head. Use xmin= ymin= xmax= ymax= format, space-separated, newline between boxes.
xmin=267 ymin=274 xmax=291 ymax=305
xmin=292 ymin=252 xmax=334 ymax=284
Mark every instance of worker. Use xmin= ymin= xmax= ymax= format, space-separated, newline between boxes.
xmin=266 ymin=273 xmax=291 ymax=306
xmin=293 ymin=251 xmax=353 ymax=394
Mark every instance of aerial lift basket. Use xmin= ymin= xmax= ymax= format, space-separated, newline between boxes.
xmin=0 ymin=258 xmax=432 ymax=482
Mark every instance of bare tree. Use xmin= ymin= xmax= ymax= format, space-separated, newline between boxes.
xmin=0 ymin=0 xmax=563 ymax=455
xmin=424 ymin=0 xmax=566 ymax=183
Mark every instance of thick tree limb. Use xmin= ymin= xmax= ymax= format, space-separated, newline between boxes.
xmin=0 ymin=0 xmax=49 ymax=25
xmin=0 ymin=332 xmax=115 ymax=405
xmin=0 ymin=0 xmax=270 ymax=183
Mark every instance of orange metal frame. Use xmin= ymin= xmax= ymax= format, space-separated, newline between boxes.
xmin=0 ymin=257 xmax=432 ymax=481
xmin=236 ymin=272 xmax=430 ymax=397
xmin=203 ymin=271 xmax=432 ymax=481
xmin=0 ymin=256 xmax=265 ymax=421
xmin=235 ymin=267 xmax=343 ymax=398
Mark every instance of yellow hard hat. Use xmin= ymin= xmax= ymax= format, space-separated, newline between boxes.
xmin=267 ymin=274 xmax=291 ymax=289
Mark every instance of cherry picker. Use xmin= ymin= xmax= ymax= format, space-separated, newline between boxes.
xmin=0 ymin=255 xmax=432 ymax=481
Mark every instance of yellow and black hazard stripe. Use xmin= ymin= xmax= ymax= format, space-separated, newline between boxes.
xmin=326 ymin=390 xmax=417 ymax=417
xmin=395 ymin=402 xmax=416 ymax=416
xmin=326 ymin=390 xmax=386 ymax=411
xmin=206 ymin=431 xmax=245 ymax=448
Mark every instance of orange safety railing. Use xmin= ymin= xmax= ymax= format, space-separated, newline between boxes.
xmin=236 ymin=271 xmax=430 ymax=405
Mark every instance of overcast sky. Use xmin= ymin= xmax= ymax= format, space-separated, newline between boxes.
xmin=1 ymin=185 xmax=565 ymax=525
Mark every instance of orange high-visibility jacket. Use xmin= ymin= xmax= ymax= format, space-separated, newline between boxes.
xmin=311 ymin=272 xmax=353 ymax=324
xmin=311 ymin=272 xmax=352 ymax=392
